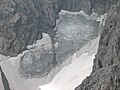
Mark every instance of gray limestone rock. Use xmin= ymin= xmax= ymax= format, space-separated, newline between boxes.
xmin=75 ymin=1 xmax=120 ymax=90
xmin=0 ymin=0 xmax=116 ymax=56
xmin=20 ymin=48 xmax=54 ymax=78
xmin=0 ymin=0 xmax=39 ymax=56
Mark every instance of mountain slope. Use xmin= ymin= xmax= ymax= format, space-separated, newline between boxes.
xmin=0 ymin=0 xmax=117 ymax=56
xmin=0 ymin=10 xmax=100 ymax=90
xmin=39 ymin=37 xmax=99 ymax=90
xmin=75 ymin=1 xmax=120 ymax=90
xmin=0 ymin=35 xmax=99 ymax=90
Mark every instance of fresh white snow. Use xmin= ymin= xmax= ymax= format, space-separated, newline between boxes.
xmin=39 ymin=53 xmax=95 ymax=90
xmin=0 ymin=33 xmax=53 ymax=90
xmin=0 ymin=36 xmax=99 ymax=90
xmin=27 ymin=33 xmax=52 ymax=49
xmin=0 ymin=10 xmax=107 ymax=90
xmin=59 ymin=10 xmax=99 ymax=21
xmin=39 ymin=37 xmax=99 ymax=90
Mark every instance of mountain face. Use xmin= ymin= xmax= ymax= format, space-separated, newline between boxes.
xmin=0 ymin=0 xmax=117 ymax=57
xmin=0 ymin=0 xmax=80 ymax=56
xmin=0 ymin=0 xmax=120 ymax=90
xmin=19 ymin=10 xmax=99 ymax=79
xmin=75 ymin=1 xmax=120 ymax=90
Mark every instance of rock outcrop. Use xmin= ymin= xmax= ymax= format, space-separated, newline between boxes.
xmin=75 ymin=1 xmax=120 ymax=90
xmin=1 ymin=0 xmax=120 ymax=89
xmin=0 ymin=0 xmax=115 ymax=57
xmin=0 ymin=66 xmax=10 ymax=90
xmin=0 ymin=0 xmax=40 ymax=56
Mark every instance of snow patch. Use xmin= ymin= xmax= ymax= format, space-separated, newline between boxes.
xmin=27 ymin=33 xmax=51 ymax=49
xmin=0 ymin=9 xmax=107 ymax=90
xmin=0 ymin=33 xmax=54 ymax=90
xmin=59 ymin=10 xmax=99 ymax=21
xmin=39 ymin=37 xmax=99 ymax=90
xmin=0 ymin=36 xmax=99 ymax=90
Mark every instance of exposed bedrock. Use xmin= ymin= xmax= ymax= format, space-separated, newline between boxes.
xmin=75 ymin=1 xmax=120 ymax=90
xmin=0 ymin=66 xmax=11 ymax=90
xmin=0 ymin=0 xmax=120 ymax=89
xmin=0 ymin=0 xmax=117 ymax=56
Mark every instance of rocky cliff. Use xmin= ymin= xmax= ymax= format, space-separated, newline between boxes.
xmin=0 ymin=0 xmax=116 ymax=57
xmin=0 ymin=0 xmax=90 ymax=56
xmin=0 ymin=0 xmax=120 ymax=90
xmin=75 ymin=1 xmax=120 ymax=90
xmin=0 ymin=0 xmax=39 ymax=56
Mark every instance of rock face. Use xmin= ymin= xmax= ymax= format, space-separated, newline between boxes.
xmin=90 ymin=0 xmax=118 ymax=14
xmin=0 ymin=0 xmax=91 ymax=56
xmin=75 ymin=1 xmax=120 ymax=90
xmin=0 ymin=66 xmax=10 ymax=90
xmin=60 ymin=0 xmax=91 ymax=14
xmin=1 ymin=0 xmax=120 ymax=89
xmin=0 ymin=0 xmax=115 ymax=57
xmin=0 ymin=0 xmax=39 ymax=56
